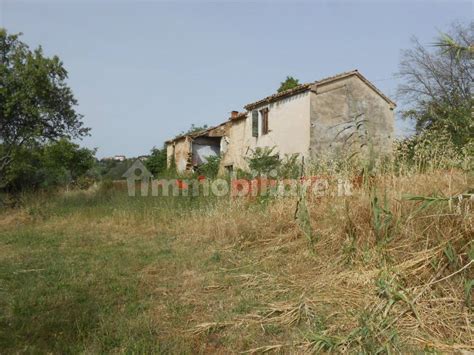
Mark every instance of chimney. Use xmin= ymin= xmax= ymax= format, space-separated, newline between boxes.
xmin=231 ymin=110 xmax=239 ymax=119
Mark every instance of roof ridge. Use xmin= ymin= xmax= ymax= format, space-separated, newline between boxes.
xmin=311 ymin=69 xmax=358 ymax=85
xmin=244 ymin=69 xmax=395 ymax=110
xmin=244 ymin=82 xmax=312 ymax=110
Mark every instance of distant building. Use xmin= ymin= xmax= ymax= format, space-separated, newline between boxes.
xmin=114 ymin=155 xmax=126 ymax=162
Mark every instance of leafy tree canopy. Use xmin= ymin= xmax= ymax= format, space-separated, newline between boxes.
xmin=145 ymin=146 xmax=167 ymax=176
xmin=4 ymin=139 xmax=95 ymax=191
xmin=397 ymin=21 xmax=472 ymax=148
xmin=277 ymin=76 xmax=300 ymax=93
xmin=0 ymin=29 xmax=89 ymax=184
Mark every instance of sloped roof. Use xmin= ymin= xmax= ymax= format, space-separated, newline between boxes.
xmin=230 ymin=112 xmax=248 ymax=121
xmin=244 ymin=70 xmax=396 ymax=110
xmin=244 ymin=82 xmax=312 ymax=111
xmin=165 ymin=121 xmax=229 ymax=144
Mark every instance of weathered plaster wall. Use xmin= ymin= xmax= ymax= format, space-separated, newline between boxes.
xmin=166 ymin=144 xmax=174 ymax=168
xmin=220 ymin=118 xmax=248 ymax=172
xmin=309 ymin=76 xmax=394 ymax=159
xmin=167 ymin=74 xmax=394 ymax=175
xmin=221 ymin=91 xmax=311 ymax=172
xmin=167 ymin=137 xmax=192 ymax=173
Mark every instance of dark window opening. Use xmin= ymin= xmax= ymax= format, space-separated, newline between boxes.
xmin=252 ymin=110 xmax=258 ymax=137
xmin=260 ymin=108 xmax=269 ymax=135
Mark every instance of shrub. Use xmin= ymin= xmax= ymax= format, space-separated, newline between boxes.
xmin=145 ymin=147 xmax=167 ymax=176
xmin=278 ymin=154 xmax=301 ymax=179
xmin=195 ymin=155 xmax=221 ymax=178
xmin=74 ymin=176 xmax=95 ymax=190
xmin=393 ymin=127 xmax=470 ymax=172
xmin=246 ymin=147 xmax=281 ymax=176
xmin=2 ymin=140 xmax=96 ymax=192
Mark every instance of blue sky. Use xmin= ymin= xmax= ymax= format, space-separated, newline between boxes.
xmin=1 ymin=0 xmax=471 ymax=158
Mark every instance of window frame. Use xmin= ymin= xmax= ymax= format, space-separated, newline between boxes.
xmin=251 ymin=110 xmax=259 ymax=137
xmin=260 ymin=108 xmax=269 ymax=135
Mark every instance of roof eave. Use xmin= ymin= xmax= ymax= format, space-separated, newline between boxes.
xmin=351 ymin=71 xmax=396 ymax=108
xmin=244 ymin=84 xmax=312 ymax=111
xmin=165 ymin=121 xmax=230 ymax=144
xmin=244 ymin=70 xmax=396 ymax=111
xmin=309 ymin=71 xmax=397 ymax=108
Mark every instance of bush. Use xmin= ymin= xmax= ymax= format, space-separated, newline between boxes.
xmin=2 ymin=139 xmax=96 ymax=192
xmin=393 ymin=127 xmax=470 ymax=172
xmin=74 ymin=176 xmax=95 ymax=190
xmin=279 ymin=153 xmax=301 ymax=178
xmin=195 ymin=155 xmax=221 ymax=178
xmin=246 ymin=147 xmax=281 ymax=176
xmin=145 ymin=147 xmax=167 ymax=177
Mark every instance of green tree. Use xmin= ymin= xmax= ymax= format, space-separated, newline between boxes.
xmin=4 ymin=139 xmax=95 ymax=191
xmin=3 ymin=143 xmax=44 ymax=190
xmin=145 ymin=146 xmax=167 ymax=176
xmin=277 ymin=76 xmax=300 ymax=93
xmin=397 ymin=22 xmax=472 ymax=148
xmin=42 ymin=139 xmax=96 ymax=182
xmin=0 ymin=29 xmax=89 ymax=186
xmin=101 ymin=160 xmax=132 ymax=181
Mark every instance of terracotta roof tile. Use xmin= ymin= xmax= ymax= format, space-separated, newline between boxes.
xmin=230 ymin=112 xmax=247 ymax=121
xmin=244 ymin=83 xmax=312 ymax=110
xmin=165 ymin=121 xmax=229 ymax=144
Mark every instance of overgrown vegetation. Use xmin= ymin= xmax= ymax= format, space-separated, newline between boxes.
xmin=398 ymin=21 xmax=472 ymax=149
xmin=3 ymin=139 xmax=96 ymax=192
xmin=0 ymin=154 xmax=471 ymax=352
xmin=0 ymin=29 xmax=90 ymax=188
xmin=177 ymin=123 xmax=209 ymax=138
xmin=277 ymin=76 xmax=300 ymax=93
xmin=195 ymin=155 xmax=221 ymax=178
xmin=145 ymin=146 xmax=168 ymax=176
xmin=0 ymin=21 xmax=472 ymax=353
xmin=246 ymin=147 xmax=301 ymax=178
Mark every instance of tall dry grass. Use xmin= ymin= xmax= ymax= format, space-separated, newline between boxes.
xmin=170 ymin=168 xmax=473 ymax=352
xmin=0 ymin=153 xmax=472 ymax=352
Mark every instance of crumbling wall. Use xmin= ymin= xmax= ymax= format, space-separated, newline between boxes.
xmin=166 ymin=143 xmax=174 ymax=168
xmin=309 ymin=76 xmax=394 ymax=160
xmin=168 ymin=137 xmax=192 ymax=173
xmin=220 ymin=118 xmax=248 ymax=173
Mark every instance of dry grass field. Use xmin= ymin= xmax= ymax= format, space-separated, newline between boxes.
xmin=0 ymin=169 xmax=472 ymax=353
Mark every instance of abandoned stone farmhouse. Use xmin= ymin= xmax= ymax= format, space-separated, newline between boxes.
xmin=165 ymin=70 xmax=396 ymax=174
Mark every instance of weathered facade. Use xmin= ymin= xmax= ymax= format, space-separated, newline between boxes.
xmin=309 ymin=72 xmax=395 ymax=158
xmin=166 ymin=122 xmax=230 ymax=173
xmin=166 ymin=70 xmax=395 ymax=173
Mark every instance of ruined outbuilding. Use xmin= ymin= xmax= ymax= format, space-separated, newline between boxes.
xmin=166 ymin=70 xmax=396 ymax=173
xmin=166 ymin=122 xmax=231 ymax=172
